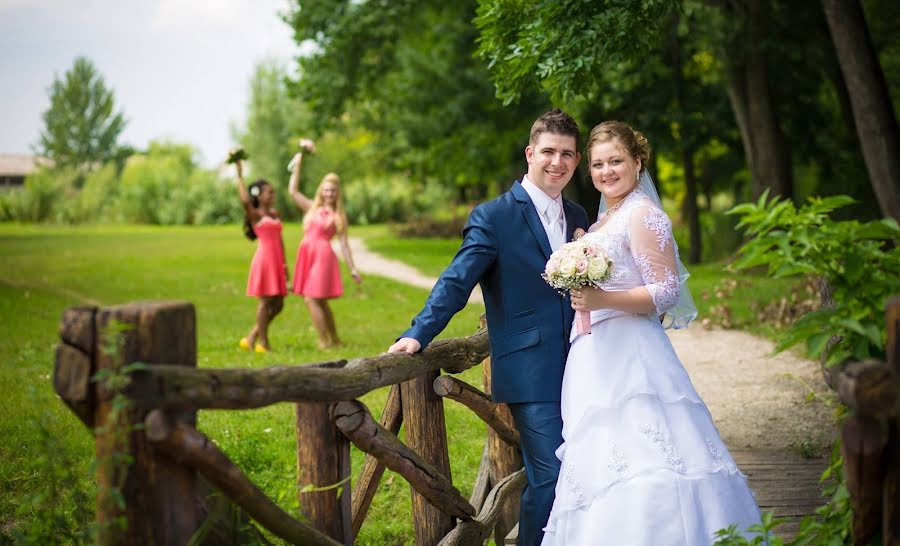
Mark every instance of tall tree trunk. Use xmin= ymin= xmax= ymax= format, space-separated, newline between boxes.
xmin=821 ymin=0 xmax=900 ymax=221
xmin=668 ymin=14 xmax=703 ymax=263
xmin=721 ymin=0 xmax=794 ymax=201
xmin=682 ymin=147 xmax=702 ymax=264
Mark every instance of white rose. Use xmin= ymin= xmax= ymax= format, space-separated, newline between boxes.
xmin=588 ymin=258 xmax=609 ymax=281
xmin=558 ymin=256 xmax=578 ymax=277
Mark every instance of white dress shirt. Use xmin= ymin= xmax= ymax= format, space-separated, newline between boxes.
xmin=521 ymin=176 xmax=566 ymax=251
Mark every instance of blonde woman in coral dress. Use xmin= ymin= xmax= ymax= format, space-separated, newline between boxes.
xmin=234 ymin=158 xmax=287 ymax=353
xmin=542 ymin=122 xmax=763 ymax=545
xmin=288 ymin=140 xmax=362 ymax=349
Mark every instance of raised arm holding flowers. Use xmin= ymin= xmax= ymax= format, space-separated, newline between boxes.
xmin=230 ymin=148 xmax=287 ymax=353
xmin=287 ymin=138 xmax=361 ymax=349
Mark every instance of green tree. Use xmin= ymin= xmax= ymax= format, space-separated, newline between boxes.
xmin=37 ymin=57 xmax=127 ymax=173
xmin=284 ymin=0 xmax=549 ymax=197
xmin=232 ymin=60 xmax=306 ymax=216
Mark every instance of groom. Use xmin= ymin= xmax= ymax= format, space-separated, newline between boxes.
xmin=388 ymin=109 xmax=588 ymax=545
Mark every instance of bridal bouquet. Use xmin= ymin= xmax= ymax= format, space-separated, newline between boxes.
xmin=542 ymin=239 xmax=613 ymax=335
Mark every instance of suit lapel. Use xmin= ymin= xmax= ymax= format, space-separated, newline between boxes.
xmin=511 ymin=181 xmax=553 ymax=259
xmin=563 ymin=200 xmax=579 ymax=243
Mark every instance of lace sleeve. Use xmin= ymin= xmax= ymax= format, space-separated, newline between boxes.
xmin=628 ymin=205 xmax=680 ymax=315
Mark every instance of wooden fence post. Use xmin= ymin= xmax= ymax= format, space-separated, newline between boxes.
xmin=483 ymin=351 xmax=522 ymax=545
xmin=401 ymin=370 xmax=455 ymax=545
xmin=296 ymin=401 xmax=352 ymax=544
xmin=884 ymin=296 xmax=900 ymax=546
xmin=92 ymin=301 xmax=200 ymax=545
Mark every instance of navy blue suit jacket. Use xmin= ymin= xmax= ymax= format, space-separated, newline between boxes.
xmin=401 ymin=181 xmax=590 ymax=403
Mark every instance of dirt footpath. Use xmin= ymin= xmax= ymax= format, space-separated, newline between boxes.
xmin=341 ymin=237 xmax=835 ymax=452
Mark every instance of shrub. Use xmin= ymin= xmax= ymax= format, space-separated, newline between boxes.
xmin=728 ymin=193 xmax=900 ymax=366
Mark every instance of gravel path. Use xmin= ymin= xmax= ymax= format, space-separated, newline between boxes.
xmin=341 ymin=237 xmax=835 ymax=451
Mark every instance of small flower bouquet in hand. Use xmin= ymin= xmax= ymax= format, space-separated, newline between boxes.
xmin=542 ymin=239 xmax=613 ymax=335
xmin=226 ymin=147 xmax=248 ymax=164
xmin=287 ymin=138 xmax=317 ymax=172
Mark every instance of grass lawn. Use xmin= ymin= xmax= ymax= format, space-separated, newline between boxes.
xmin=0 ymin=222 xmax=799 ymax=544
xmin=0 ymin=223 xmax=484 ymax=545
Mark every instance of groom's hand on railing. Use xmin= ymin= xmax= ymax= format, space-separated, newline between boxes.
xmin=388 ymin=337 xmax=421 ymax=355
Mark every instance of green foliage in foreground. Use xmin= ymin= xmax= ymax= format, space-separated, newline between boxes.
xmin=0 ymin=223 xmax=483 ymax=545
xmin=729 ymin=193 xmax=900 ymax=366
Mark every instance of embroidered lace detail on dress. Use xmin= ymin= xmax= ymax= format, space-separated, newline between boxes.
xmin=640 ymin=425 xmax=685 ymax=473
xmin=706 ymin=438 xmax=737 ymax=472
xmin=564 ymin=461 xmax=586 ymax=507
xmin=608 ymin=445 xmax=629 ymax=477
xmin=635 ymin=255 xmax=680 ymax=314
xmin=641 ymin=207 xmax=672 ymax=251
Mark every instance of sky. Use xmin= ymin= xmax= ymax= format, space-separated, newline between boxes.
xmin=0 ymin=0 xmax=301 ymax=168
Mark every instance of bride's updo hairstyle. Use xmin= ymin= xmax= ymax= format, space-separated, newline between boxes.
xmin=586 ymin=121 xmax=652 ymax=175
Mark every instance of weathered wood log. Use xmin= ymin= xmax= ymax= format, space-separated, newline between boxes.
xmin=842 ymin=415 xmax=887 ymax=545
xmin=121 ymin=329 xmax=490 ymax=410
xmin=402 ymin=370 xmax=456 ymax=545
xmin=469 ymin=446 xmax=491 ymax=512
xmin=351 ymin=384 xmax=403 ymax=537
xmin=55 ymin=306 xmax=98 ymax=427
xmin=483 ymin=352 xmax=522 ymax=544
xmin=436 ymin=469 xmax=527 ymax=546
xmin=92 ymin=301 xmax=200 ymax=545
xmin=144 ymin=409 xmax=341 ymax=546
xmin=54 ymin=342 xmax=95 ymax=427
xmin=832 ymin=359 xmax=900 ymax=418
xmin=433 ymin=375 xmax=520 ymax=447
xmin=332 ymin=400 xmax=475 ymax=522
xmin=884 ymin=295 xmax=900 ymax=545
xmin=59 ymin=305 xmax=97 ymax=353
xmin=296 ymin=402 xmax=352 ymax=544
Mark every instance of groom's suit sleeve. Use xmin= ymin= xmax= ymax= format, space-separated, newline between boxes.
xmin=400 ymin=204 xmax=498 ymax=349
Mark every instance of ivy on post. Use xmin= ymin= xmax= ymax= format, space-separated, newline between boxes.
xmin=92 ymin=301 xmax=199 ymax=545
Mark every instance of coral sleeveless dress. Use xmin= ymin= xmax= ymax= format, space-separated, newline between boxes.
xmin=292 ymin=208 xmax=343 ymax=299
xmin=246 ymin=216 xmax=287 ymax=297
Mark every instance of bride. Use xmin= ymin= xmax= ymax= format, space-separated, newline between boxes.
xmin=540 ymin=121 xmax=762 ymax=545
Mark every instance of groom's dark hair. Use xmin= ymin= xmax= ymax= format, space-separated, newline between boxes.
xmin=529 ymin=108 xmax=580 ymax=145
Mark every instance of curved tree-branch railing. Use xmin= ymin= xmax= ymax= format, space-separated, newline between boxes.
xmin=53 ymin=300 xmax=521 ymax=546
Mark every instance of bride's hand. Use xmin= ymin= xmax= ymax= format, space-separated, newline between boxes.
xmin=571 ymin=287 xmax=605 ymax=311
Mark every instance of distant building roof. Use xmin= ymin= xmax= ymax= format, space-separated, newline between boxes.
xmin=0 ymin=154 xmax=52 ymax=176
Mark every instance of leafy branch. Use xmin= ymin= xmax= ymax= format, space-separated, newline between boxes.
xmin=728 ymin=192 xmax=900 ymax=366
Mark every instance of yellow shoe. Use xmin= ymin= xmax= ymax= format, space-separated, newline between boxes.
xmin=239 ymin=338 xmax=251 ymax=350
xmin=254 ymin=343 xmax=269 ymax=353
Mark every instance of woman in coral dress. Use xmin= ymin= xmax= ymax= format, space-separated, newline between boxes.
xmin=288 ymin=140 xmax=362 ymax=348
xmin=234 ymin=157 xmax=287 ymax=353
xmin=542 ymin=122 xmax=762 ymax=545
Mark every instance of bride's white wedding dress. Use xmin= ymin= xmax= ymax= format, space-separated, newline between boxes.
xmin=541 ymin=189 xmax=762 ymax=545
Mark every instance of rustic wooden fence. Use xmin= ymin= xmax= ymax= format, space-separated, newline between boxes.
xmin=52 ymin=297 xmax=900 ymax=545
xmin=820 ymin=295 xmax=900 ymax=545
xmin=53 ymin=300 xmax=522 ymax=545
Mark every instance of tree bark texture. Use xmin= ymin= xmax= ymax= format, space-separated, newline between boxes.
xmin=436 ymin=469 xmax=526 ymax=546
xmin=401 ymin=371 xmax=458 ymax=545
xmin=722 ymin=0 xmax=794 ymax=201
xmin=821 ymin=0 xmax=900 ymax=221
xmin=832 ymin=359 xmax=900 ymax=419
xmin=482 ymin=355 xmax=522 ymax=544
xmin=296 ymin=402 xmax=352 ymax=544
xmin=332 ymin=400 xmax=475 ymax=521
xmin=884 ymin=296 xmax=900 ymax=544
xmin=841 ymin=415 xmax=887 ymax=545
xmin=54 ymin=305 xmax=97 ymax=427
xmin=433 ymin=375 xmax=520 ymax=447
xmin=351 ymin=384 xmax=403 ymax=538
xmin=122 ymin=329 xmax=489 ymax=410
xmin=144 ymin=409 xmax=341 ymax=546
xmin=92 ymin=301 xmax=200 ymax=545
